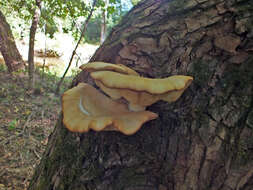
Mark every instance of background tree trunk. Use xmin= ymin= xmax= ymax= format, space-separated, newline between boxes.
xmin=0 ymin=10 xmax=25 ymax=73
xmin=28 ymin=0 xmax=41 ymax=89
xmin=100 ymin=0 xmax=108 ymax=44
xmin=29 ymin=0 xmax=253 ymax=189
xmin=100 ymin=9 xmax=107 ymax=44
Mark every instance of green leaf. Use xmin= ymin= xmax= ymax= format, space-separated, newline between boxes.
xmin=107 ymin=6 xmax=116 ymax=15
xmin=109 ymin=0 xmax=116 ymax=3
xmin=8 ymin=119 xmax=17 ymax=131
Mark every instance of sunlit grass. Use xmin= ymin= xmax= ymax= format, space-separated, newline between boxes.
xmin=16 ymin=32 xmax=98 ymax=77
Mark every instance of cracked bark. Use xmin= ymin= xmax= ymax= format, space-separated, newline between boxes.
xmin=28 ymin=0 xmax=253 ymax=189
xmin=0 ymin=10 xmax=25 ymax=73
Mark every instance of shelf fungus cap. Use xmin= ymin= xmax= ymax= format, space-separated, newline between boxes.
xmin=62 ymin=83 xmax=157 ymax=135
xmin=80 ymin=62 xmax=139 ymax=76
xmin=90 ymin=71 xmax=193 ymax=111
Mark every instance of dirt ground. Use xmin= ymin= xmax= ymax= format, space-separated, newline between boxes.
xmin=0 ymin=65 xmax=71 ymax=190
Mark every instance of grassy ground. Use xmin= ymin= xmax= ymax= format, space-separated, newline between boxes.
xmin=0 ymin=33 xmax=98 ymax=190
xmin=0 ymin=64 xmax=72 ymax=190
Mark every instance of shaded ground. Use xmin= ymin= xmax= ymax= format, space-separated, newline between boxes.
xmin=0 ymin=30 xmax=98 ymax=190
xmin=0 ymin=31 xmax=98 ymax=190
xmin=0 ymin=64 xmax=71 ymax=190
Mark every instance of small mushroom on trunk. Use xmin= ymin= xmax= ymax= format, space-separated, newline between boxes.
xmin=90 ymin=71 xmax=193 ymax=111
xmin=62 ymin=83 xmax=158 ymax=135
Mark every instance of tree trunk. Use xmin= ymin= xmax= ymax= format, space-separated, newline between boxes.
xmin=28 ymin=0 xmax=41 ymax=89
xmin=0 ymin=10 xmax=25 ymax=73
xmin=100 ymin=9 xmax=107 ymax=44
xmin=100 ymin=0 xmax=108 ymax=45
xmin=29 ymin=0 xmax=253 ymax=189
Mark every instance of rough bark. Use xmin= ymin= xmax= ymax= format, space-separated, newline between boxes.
xmin=29 ymin=0 xmax=253 ymax=190
xmin=28 ymin=0 xmax=41 ymax=89
xmin=0 ymin=10 xmax=25 ymax=73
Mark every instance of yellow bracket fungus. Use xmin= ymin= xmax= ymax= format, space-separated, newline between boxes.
xmin=62 ymin=83 xmax=158 ymax=135
xmin=80 ymin=62 xmax=139 ymax=76
xmin=90 ymin=71 xmax=193 ymax=111
xmin=63 ymin=62 xmax=193 ymax=135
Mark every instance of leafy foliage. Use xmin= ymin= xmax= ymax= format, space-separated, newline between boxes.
xmin=0 ymin=0 xmax=134 ymax=42
xmin=84 ymin=0 xmax=133 ymax=43
xmin=131 ymin=0 xmax=141 ymax=6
